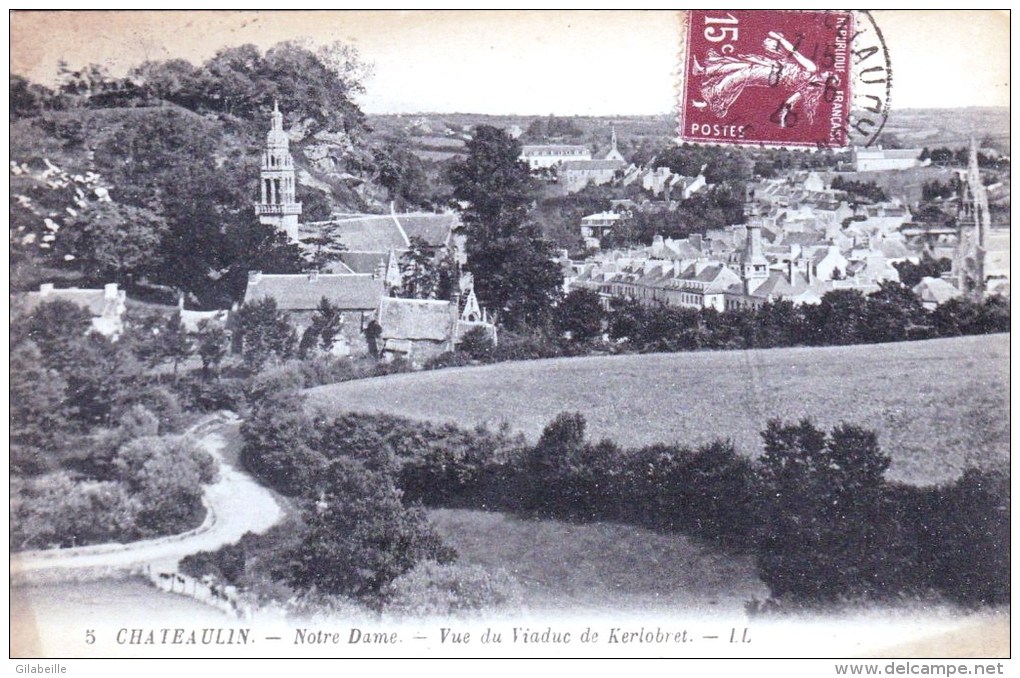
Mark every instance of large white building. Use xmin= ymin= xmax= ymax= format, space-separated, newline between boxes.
xmin=852 ymin=147 xmax=927 ymax=172
xmin=519 ymin=144 xmax=592 ymax=170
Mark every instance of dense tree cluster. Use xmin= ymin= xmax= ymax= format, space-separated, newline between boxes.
xmin=892 ymin=254 xmax=953 ymax=288
xmin=9 ymin=299 xmax=224 ymax=549
xmin=522 ymin=115 xmax=584 ymax=140
xmin=605 ymin=285 xmax=1007 ymax=354
xmin=449 ymin=126 xmax=563 ymax=329
xmin=829 ymin=176 xmax=889 ymax=204
xmin=622 ymin=184 xmax=745 ymax=243
xmin=10 ymin=41 xmax=371 ymax=307
xmin=653 ymin=144 xmax=750 ymax=185
xmin=237 ymin=373 xmax=458 ymax=603
xmin=318 ymin=409 xmax=1010 ymax=608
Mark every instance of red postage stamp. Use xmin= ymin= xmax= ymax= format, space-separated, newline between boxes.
xmin=679 ymin=10 xmax=853 ymax=148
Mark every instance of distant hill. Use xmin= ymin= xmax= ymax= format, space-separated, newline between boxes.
xmin=307 ymin=333 xmax=1009 ymax=487
xmin=368 ymin=108 xmax=1009 ymax=163
xmin=367 ymin=113 xmax=674 ymax=164
xmin=882 ymin=107 xmax=1010 ymax=153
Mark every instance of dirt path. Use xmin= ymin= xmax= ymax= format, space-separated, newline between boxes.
xmin=10 ymin=412 xmax=284 ymax=580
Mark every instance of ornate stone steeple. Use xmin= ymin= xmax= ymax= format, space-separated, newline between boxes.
xmin=255 ymin=100 xmax=302 ymax=241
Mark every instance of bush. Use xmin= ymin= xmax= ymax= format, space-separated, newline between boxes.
xmin=11 ymin=473 xmax=140 ymax=550
xmin=113 ymin=434 xmax=217 ymax=536
xmin=422 ymin=351 xmax=475 ymax=370
xmin=241 ymin=392 xmax=326 ymax=497
xmin=455 ymin=326 xmax=496 ymax=360
xmin=284 ymin=458 xmax=457 ymax=602
xmin=180 ymin=542 xmax=248 ymax=584
xmin=177 ymin=375 xmax=248 ymax=413
xmin=754 ymin=419 xmax=927 ymax=603
xmin=927 ymin=466 xmax=1010 ymax=606
xmin=383 ymin=562 xmax=522 ymax=617
xmin=179 ymin=521 xmax=307 ymax=602
xmin=488 ymin=332 xmax=564 ymax=363
xmin=113 ymin=384 xmax=186 ymax=433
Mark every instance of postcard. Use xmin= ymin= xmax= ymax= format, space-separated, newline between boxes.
xmin=8 ymin=9 xmax=1011 ymax=672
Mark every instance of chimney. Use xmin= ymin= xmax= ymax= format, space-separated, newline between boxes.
xmin=248 ymin=271 xmax=263 ymax=285
xmin=39 ymin=283 xmax=54 ymax=295
xmin=690 ymin=233 xmax=703 ymax=251
xmin=308 ymin=269 xmax=319 ymax=282
xmin=104 ymin=283 xmax=119 ymax=299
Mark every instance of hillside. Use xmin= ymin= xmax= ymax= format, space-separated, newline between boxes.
xmin=306 ymin=334 xmax=1009 ymax=486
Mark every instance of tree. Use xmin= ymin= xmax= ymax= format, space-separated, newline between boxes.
xmin=114 ymin=434 xmax=216 ymax=535
xmin=240 ymin=387 xmax=325 ymax=496
xmin=157 ymin=311 xmax=194 ymax=379
xmin=755 ymin=419 xmax=917 ymax=602
xmin=653 ymin=143 xmax=750 ymax=184
xmin=57 ymin=201 xmax=169 ymax=283
xmin=10 ymin=341 xmax=76 ymax=475
xmin=298 ymin=297 xmax=345 ymax=356
xmin=10 ymin=74 xmax=56 ymax=117
xmin=302 ymin=222 xmax=348 ymax=270
xmin=285 ymin=457 xmax=455 ymax=601
xmin=555 ymin=289 xmax=604 ymax=343
xmin=193 ymin=319 xmax=230 ymax=379
xmin=802 ymin=289 xmax=869 ymax=345
xmin=893 ymin=254 xmax=951 ymax=288
xmin=62 ymin=332 xmax=146 ymax=426
xmin=234 ymin=297 xmax=297 ymax=371
xmin=753 ymin=300 xmax=805 ymax=348
xmin=373 ymin=137 xmax=432 ymax=209
xmin=12 ymin=299 xmax=93 ymax=373
xmin=397 ymin=237 xmax=440 ymax=299
xmin=449 ymin=125 xmax=562 ymax=329
xmin=863 ymin=281 xmax=928 ymax=343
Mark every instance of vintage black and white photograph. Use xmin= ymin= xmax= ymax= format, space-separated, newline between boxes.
xmin=8 ymin=9 xmax=1010 ymax=666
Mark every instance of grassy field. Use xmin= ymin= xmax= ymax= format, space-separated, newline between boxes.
xmin=429 ymin=508 xmax=766 ymax=615
xmin=306 ymin=334 xmax=1010 ymax=486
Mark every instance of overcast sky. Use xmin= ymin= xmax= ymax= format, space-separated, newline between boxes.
xmin=10 ymin=10 xmax=1010 ymax=114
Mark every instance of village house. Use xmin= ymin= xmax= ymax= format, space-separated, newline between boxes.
xmin=852 ymin=146 xmax=928 ymax=172
xmin=580 ymin=211 xmax=623 ymax=249
xmin=300 ymin=209 xmax=465 ymax=292
xmin=24 ymin=282 xmax=127 ymax=337
xmin=243 ymin=271 xmax=385 ymax=356
xmin=376 ymin=289 xmax=496 ymax=364
xmin=519 ymin=144 xmax=592 ymax=170
xmin=913 ymin=276 xmax=962 ymax=310
xmin=559 ymin=159 xmax=627 ymax=193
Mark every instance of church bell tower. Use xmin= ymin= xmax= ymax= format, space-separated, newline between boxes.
xmin=741 ymin=191 xmax=770 ymax=294
xmin=255 ymin=101 xmax=302 ymax=241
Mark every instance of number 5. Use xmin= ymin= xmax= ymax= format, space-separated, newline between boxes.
xmin=705 ymin=26 xmax=739 ymax=42
xmin=85 ymin=629 xmax=96 ymax=644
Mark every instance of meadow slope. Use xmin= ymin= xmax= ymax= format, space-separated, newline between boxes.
xmin=306 ymin=334 xmax=1010 ymax=485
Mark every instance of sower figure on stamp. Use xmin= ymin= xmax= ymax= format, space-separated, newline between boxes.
xmin=692 ymin=31 xmax=832 ymax=128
